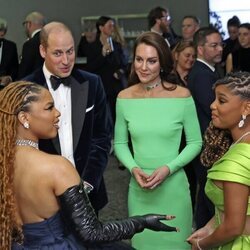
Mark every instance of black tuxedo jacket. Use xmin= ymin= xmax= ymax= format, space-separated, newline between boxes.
xmin=24 ymin=67 xmax=111 ymax=211
xmin=18 ymin=32 xmax=44 ymax=79
xmin=187 ymin=60 xmax=219 ymax=135
xmin=0 ymin=38 xmax=18 ymax=80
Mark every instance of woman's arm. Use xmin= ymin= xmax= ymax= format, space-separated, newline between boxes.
xmin=114 ymin=99 xmax=138 ymax=172
xmin=226 ymin=53 xmax=233 ymax=73
xmin=192 ymin=181 xmax=249 ymax=249
xmin=166 ymin=98 xmax=202 ymax=175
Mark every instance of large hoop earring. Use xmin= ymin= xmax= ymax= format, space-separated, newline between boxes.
xmin=238 ymin=114 xmax=246 ymax=128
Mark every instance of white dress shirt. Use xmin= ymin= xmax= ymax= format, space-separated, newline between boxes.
xmin=43 ymin=65 xmax=75 ymax=166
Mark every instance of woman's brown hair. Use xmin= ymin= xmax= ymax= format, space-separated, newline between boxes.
xmin=0 ymin=81 xmax=44 ymax=248
xmin=128 ymin=31 xmax=178 ymax=90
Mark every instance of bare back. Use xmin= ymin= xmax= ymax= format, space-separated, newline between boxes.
xmin=14 ymin=147 xmax=80 ymax=225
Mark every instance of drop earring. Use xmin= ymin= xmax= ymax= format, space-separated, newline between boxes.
xmin=238 ymin=114 xmax=246 ymax=128
xmin=23 ymin=122 xmax=30 ymax=129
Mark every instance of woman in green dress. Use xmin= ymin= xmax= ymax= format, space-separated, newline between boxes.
xmin=187 ymin=71 xmax=250 ymax=249
xmin=114 ymin=32 xmax=202 ymax=250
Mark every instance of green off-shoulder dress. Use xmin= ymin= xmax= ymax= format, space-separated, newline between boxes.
xmin=206 ymin=143 xmax=250 ymax=250
xmin=114 ymin=97 xmax=202 ymax=250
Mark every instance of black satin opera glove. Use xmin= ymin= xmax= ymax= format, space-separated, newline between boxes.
xmin=58 ymin=181 xmax=178 ymax=243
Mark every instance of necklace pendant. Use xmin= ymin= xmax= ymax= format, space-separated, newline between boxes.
xmin=16 ymin=139 xmax=39 ymax=149
xmin=144 ymin=81 xmax=161 ymax=91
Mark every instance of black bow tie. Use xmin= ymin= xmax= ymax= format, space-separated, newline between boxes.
xmin=50 ymin=75 xmax=70 ymax=90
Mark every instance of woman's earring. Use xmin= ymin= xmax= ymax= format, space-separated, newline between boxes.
xmin=160 ymin=68 xmax=163 ymax=73
xmin=238 ymin=114 xmax=246 ymax=128
xmin=23 ymin=122 xmax=30 ymax=129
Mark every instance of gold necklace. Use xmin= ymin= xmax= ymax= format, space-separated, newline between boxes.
xmin=230 ymin=131 xmax=250 ymax=147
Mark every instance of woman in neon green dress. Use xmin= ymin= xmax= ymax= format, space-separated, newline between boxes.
xmin=187 ymin=72 xmax=250 ymax=249
xmin=114 ymin=32 xmax=202 ymax=250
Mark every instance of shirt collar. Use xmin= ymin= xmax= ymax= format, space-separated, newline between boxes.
xmin=31 ymin=29 xmax=41 ymax=38
xmin=197 ymin=58 xmax=215 ymax=72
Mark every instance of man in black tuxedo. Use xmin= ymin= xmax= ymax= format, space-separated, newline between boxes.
xmin=188 ymin=27 xmax=223 ymax=229
xmin=18 ymin=12 xmax=46 ymax=79
xmin=24 ymin=22 xmax=111 ymax=214
xmin=0 ymin=18 xmax=18 ymax=83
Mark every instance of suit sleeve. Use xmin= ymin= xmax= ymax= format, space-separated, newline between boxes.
xmin=188 ymin=71 xmax=215 ymax=121
xmin=8 ymin=43 xmax=19 ymax=81
xmin=18 ymin=41 xmax=32 ymax=79
xmin=188 ymin=69 xmax=217 ymax=134
xmin=82 ymin=76 xmax=112 ymax=190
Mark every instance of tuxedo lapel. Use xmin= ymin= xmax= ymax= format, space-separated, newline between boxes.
xmin=70 ymin=76 xmax=89 ymax=151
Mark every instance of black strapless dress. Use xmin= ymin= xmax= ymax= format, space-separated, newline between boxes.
xmin=12 ymin=212 xmax=86 ymax=249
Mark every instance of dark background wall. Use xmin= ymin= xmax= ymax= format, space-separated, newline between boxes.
xmin=0 ymin=0 xmax=209 ymax=55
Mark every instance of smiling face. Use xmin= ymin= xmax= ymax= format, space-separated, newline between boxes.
xmin=40 ymin=29 xmax=75 ymax=78
xmin=175 ymin=46 xmax=196 ymax=71
xmin=134 ymin=43 xmax=161 ymax=85
xmin=25 ymin=89 xmax=61 ymax=139
xmin=210 ymin=85 xmax=247 ymax=131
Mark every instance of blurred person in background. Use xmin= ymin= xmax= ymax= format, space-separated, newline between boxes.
xmin=147 ymin=6 xmax=179 ymax=48
xmin=0 ymin=17 xmax=18 ymax=87
xmin=226 ymin=23 xmax=250 ymax=73
xmin=18 ymin=11 xmax=46 ymax=79
xmin=181 ymin=15 xmax=200 ymax=42
xmin=78 ymin=16 xmax=128 ymax=126
xmin=172 ymin=40 xmax=196 ymax=86
xmin=221 ymin=16 xmax=240 ymax=69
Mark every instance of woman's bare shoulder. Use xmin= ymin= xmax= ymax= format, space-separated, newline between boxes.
xmin=117 ymin=85 xmax=139 ymax=98
xmin=174 ymin=85 xmax=191 ymax=98
xmin=36 ymin=151 xmax=80 ymax=194
xmin=31 ymin=150 xmax=76 ymax=177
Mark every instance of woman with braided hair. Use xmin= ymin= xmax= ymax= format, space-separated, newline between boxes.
xmin=187 ymin=71 xmax=250 ymax=249
xmin=0 ymin=81 xmax=178 ymax=249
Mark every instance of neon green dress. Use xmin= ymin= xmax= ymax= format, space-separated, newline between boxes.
xmin=206 ymin=143 xmax=250 ymax=250
xmin=114 ymin=97 xmax=202 ymax=250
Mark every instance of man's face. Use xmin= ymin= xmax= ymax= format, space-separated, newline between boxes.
xmin=0 ymin=30 xmax=5 ymax=38
xmin=182 ymin=18 xmax=199 ymax=41
xmin=159 ymin=11 xmax=171 ymax=33
xmin=40 ymin=30 xmax=75 ymax=78
xmin=198 ymin=33 xmax=223 ymax=65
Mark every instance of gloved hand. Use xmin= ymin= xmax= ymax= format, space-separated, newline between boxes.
xmin=58 ymin=181 xmax=179 ymax=243
xmin=135 ymin=214 xmax=179 ymax=232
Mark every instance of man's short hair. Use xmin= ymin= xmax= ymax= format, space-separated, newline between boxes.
xmin=0 ymin=18 xmax=7 ymax=33
xmin=182 ymin=15 xmax=200 ymax=25
xmin=147 ymin=6 xmax=167 ymax=29
xmin=193 ymin=26 xmax=220 ymax=48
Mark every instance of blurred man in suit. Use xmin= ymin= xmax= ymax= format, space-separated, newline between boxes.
xmin=181 ymin=15 xmax=200 ymax=41
xmin=24 ymin=22 xmax=111 ymax=216
xmin=188 ymin=27 xmax=223 ymax=229
xmin=18 ymin=11 xmax=46 ymax=79
xmin=147 ymin=6 xmax=179 ymax=48
xmin=0 ymin=17 xmax=18 ymax=86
